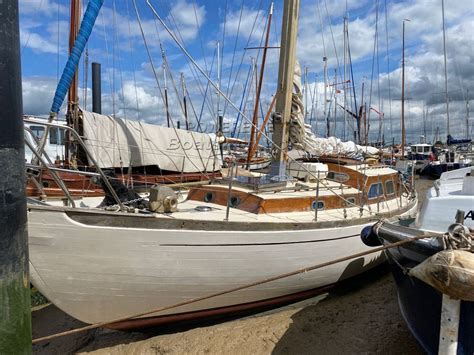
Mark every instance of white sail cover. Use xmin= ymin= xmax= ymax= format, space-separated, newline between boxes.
xmin=81 ymin=110 xmax=221 ymax=172
xmin=289 ymin=62 xmax=380 ymax=160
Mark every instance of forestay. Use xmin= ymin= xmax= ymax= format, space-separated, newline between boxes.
xmin=81 ymin=110 xmax=221 ymax=172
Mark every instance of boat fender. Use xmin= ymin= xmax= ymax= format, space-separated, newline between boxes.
xmin=148 ymin=185 xmax=178 ymax=213
xmin=360 ymin=225 xmax=382 ymax=247
xmin=409 ymin=250 xmax=474 ymax=301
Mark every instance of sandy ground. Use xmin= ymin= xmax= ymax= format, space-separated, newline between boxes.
xmin=32 ymin=178 xmax=433 ymax=355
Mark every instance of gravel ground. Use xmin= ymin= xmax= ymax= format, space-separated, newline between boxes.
xmin=32 ymin=177 xmax=433 ymax=355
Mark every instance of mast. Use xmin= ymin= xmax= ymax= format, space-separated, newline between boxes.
xmin=271 ymin=0 xmax=300 ymax=177
xmin=323 ymin=56 xmax=329 ymax=137
xmin=441 ymin=0 xmax=450 ymax=137
xmin=247 ymin=2 xmax=274 ymax=169
xmin=181 ymin=73 xmax=189 ymax=130
xmin=343 ymin=16 xmax=348 ymax=141
xmin=161 ymin=45 xmax=171 ymax=128
xmin=401 ymin=19 xmax=409 ymax=160
xmin=65 ymin=0 xmax=81 ymax=165
xmin=466 ymin=89 xmax=470 ymax=139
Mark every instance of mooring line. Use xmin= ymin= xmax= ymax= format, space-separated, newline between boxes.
xmin=32 ymin=231 xmax=435 ymax=344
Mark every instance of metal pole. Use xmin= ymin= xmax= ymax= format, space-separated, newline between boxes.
xmin=324 ymin=56 xmax=329 ymax=137
xmin=314 ymin=171 xmax=320 ymax=221
xmin=441 ymin=0 xmax=450 ymax=137
xmin=92 ymin=62 xmax=102 ymax=114
xmin=224 ymin=160 xmax=235 ymax=221
xmin=401 ymin=19 xmax=410 ymax=160
xmin=0 ymin=0 xmax=32 ymax=351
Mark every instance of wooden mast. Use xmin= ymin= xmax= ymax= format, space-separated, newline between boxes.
xmin=246 ymin=2 xmax=274 ymax=169
xmin=65 ymin=0 xmax=81 ymax=166
xmin=271 ymin=0 xmax=300 ymax=177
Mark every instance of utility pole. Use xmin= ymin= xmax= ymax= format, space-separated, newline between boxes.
xmin=401 ymin=19 xmax=410 ymax=160
xmin=271 ymin=0 xmax=300 ymax=177
xmin=0 ymin=0 xmax=32 ymax=352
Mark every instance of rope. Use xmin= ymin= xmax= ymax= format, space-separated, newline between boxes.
xmin=31 ymin=232 xmax=434 ymax=345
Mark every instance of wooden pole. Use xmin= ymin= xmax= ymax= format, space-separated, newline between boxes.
xmin=246 ymin=2 xmax=274 ymax=169
xmin=248 ymin=95 xmax=277 ymax=160
xmin=0 ymin=0 xmax=32 ymax=352
xmin=65 ymin=0 xmax=81 ymax=165
xmin=271 ymin=0 xmax=300 ymax=177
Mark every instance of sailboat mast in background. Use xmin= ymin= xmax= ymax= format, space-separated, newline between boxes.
xmin=400 ymin=18 xmax=410 ymax=160
xmin=441 ymin=0 xmax=450 ymax=137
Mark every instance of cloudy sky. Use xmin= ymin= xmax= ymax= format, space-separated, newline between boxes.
xmin=20 ymin=0 xmax=473 ymax=144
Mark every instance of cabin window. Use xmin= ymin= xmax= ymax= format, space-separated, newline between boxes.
xmin=385 ymin=180 xmax=395 ymax=195
xmin=311 ymin=200 xmax=324 ymax=210
xmin=230 ymin=196 xmax=240 ymax=208
xmin=49 ymin=128 xmax=65 ymax=145
xmin=424 ymin=146 xmax=430 ymax=153
xmin=367 ymin=183 xmax=383 ymax=199
xmin=326 ymin=171 xmax=349 ymax=183
xmin=30 ymin=126 xmax=44 ymax=139
xmin=345 ymin=197 xmax=356 ymax=207
xmin=204 ymin=192 xmax=215 ymax=203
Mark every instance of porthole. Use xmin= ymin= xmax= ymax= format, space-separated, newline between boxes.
xmin=230 ymin=196 xmax=240 ymax=208
xmin=311 ymin=200 xmax=324 ymax=210
xmin=204 ymin=192 xmax=215 ymax=203
xmin=345 ymin=197 xmax=356 ymax=207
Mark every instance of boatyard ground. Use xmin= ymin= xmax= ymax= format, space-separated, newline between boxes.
xmin=32 ymin=178 xmax=432 ymax=355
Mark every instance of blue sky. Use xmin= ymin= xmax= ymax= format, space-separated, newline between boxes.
xmin=20 ymin=0 xmax=473 ymax=144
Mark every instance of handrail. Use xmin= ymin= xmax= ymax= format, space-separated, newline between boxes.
xmin=24 ymin=127 xmax=76 ymax=207
xmin=24 ymin=117 xmax=125 ymax=211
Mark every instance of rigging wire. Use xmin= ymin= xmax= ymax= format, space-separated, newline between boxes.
xmin=165 ymin=5 xmax=216 ymax=121
xmin=125 ymin=0 xmax=142 ymax=121
xmin=322 ymin=0 xmax=343 ymax=82
xmin=21 ymin=0 xmax=44 ymax=51
xmin=133 ymin=0 xmax=213 ymax=177
xmin=223 ymin=0 xmax=245 ymax=111
xmin=222 ymin=0 xmax=266 ymax=118
xmin=367 ymin=0 xmax=380 ymax=144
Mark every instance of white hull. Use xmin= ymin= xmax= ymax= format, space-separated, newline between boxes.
xmin=28 ymin=201 xmax=417 ymax=325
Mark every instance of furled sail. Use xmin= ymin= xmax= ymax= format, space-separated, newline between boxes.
xmin=81 ymin=110 xmax=221 ymax=173
xmin=288 ymin=62 xmax=379 ymax=160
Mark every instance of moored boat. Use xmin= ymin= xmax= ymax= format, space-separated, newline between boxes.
xmin=27 ymin=0 xmax=418 ymax=330
xmin=361 ymin=167 xmax=474 ymax=354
